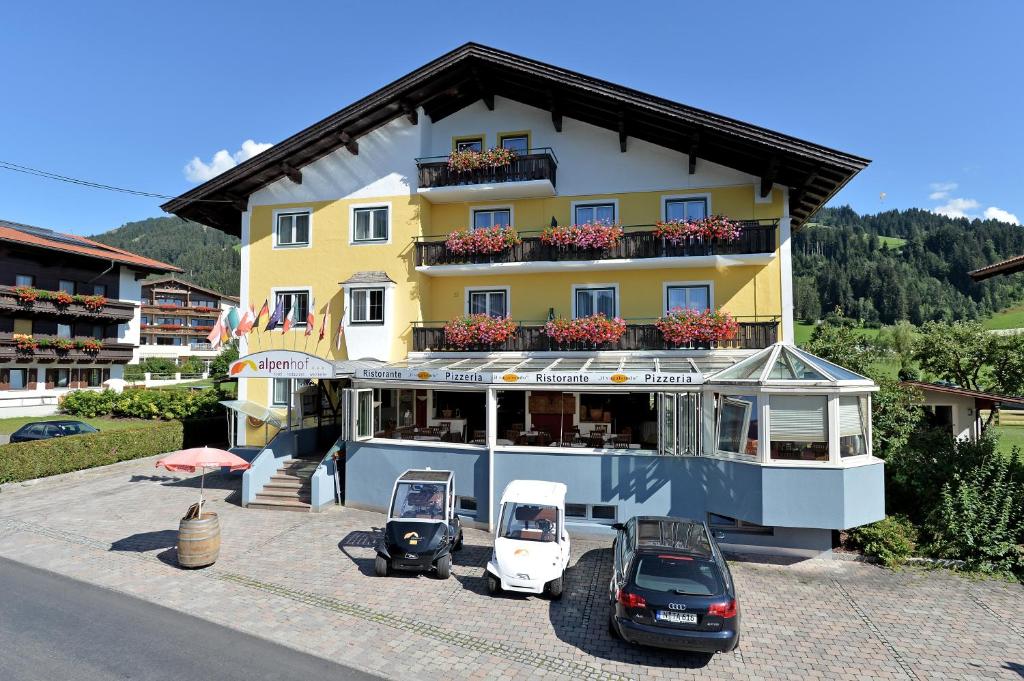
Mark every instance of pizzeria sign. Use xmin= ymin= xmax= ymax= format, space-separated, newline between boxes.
xmin=354 ymin=367 xmax=703 ymax=386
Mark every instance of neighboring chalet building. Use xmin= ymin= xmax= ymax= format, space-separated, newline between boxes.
xmin=137 ymin=276 xmax=238 ymax=366
xmin=0 ymin=218 xmax=179 ymax=415
xmin=164 ymin=44 xmax=880 ymax=556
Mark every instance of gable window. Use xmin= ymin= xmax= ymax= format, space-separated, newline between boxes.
xmin=472 ymin=209 xmax=511 ymax=230
xmin=350 ymin=288 xmax=385 ymax=324
xmin=274 ymin=290 xmax=309 ymax=328
xmin=275 ymin=211 xmax=310 ymax=248
xmin=468 ymin=289 xmax=507 ymax=318
xmin=665 ymin=197 xmax=708 ymax=222
xmin=499 ymin=134 xmax=529 ymax=153
xmin=353 ymin=206 xmax=389 ymax=242
xmin=454 ymin=137 xmax=483 ymax=152
xmin=15 ymin=274 xmax=34 ymax=287
xmin=666 ymin=284 xmax=711 ymax=313
xmin=59 ymin=279 xmax=75 ymax=294
xmin=574 ymin=202 xmax=615 ymax=225
xmin=574 ymin=286 xmax=616 ymax=318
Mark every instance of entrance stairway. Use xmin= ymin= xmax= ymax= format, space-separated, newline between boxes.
xmin=247 ymin=457 xmax=319 ymax=512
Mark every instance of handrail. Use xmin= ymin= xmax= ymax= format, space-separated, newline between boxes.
xmin=410 ymin=315 xmax=779 ymax=328
xmin=412 ymin=219 xmax=778 ymax=242
xmin=310 ymin=440 xmax=344 ymax=511
xmin=415 ymin=147 xmax=558 ymax=165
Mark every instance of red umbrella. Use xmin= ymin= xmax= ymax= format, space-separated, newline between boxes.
xmin=156 ymin=447 xmax=251 ymax=517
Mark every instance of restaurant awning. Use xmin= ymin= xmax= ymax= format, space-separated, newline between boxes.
xmin=219 ymin=400 xmax=287 ymax=427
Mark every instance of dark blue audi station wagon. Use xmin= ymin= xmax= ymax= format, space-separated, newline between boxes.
xmin=608 ymin=516 xmax=740 ymax=654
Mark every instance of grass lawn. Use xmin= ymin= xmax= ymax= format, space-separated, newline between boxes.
xmin=878 ymin=235 xmax=907 ymax=249
xmin=0 ymin=415 xmax=152 ymax=436
xmin=983 ymin=305 xmax=1024 ymax=330
xmin=991 ymin=424 xmax=1024 ymax=458
xmin=795 ymin=321 xmax=880 ymax=346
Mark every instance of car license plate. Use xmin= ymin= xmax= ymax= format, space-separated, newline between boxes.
xmin=656 ymin=610 xmax=697 ymax=624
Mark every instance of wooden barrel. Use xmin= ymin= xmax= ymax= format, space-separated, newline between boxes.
xmin=177 ymin=512 xmax=221 ymax=568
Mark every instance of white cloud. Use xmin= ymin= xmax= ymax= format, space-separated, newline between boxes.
xmin=928 ymin=181 xmax=958 ymax=200
xmin=184 ymin=139 xmax=273 ymax=183
xmin=983 ymin=206 xmax=1020 ymax=225
xmin=932 ymin=197 xmax=979 ymax=219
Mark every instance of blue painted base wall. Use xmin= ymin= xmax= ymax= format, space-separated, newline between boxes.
xmin=343 ymin=441 xmax=885 ymax=555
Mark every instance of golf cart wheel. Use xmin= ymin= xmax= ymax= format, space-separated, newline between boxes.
xmin=547 ymin=574 xmax=564 ymax=600
xmin=487 ymin=572 xmax=501 ymax=595
xmin=374 ymin=555 xmax=389 ymax=577
xmin=435 ymin=554 xmax=451 ymax=579
xmin=454 ymin=530 xmax=464 ymax=551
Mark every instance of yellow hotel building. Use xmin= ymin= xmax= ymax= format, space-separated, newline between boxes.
xmin=165 ymin=44 xmax=882 ymax=557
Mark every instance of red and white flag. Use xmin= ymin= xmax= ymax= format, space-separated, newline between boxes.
xmin=235 ymin=304 xmax=256 ymax=336
xmin=334 ymin=318 xmax=344 ymax=351
xmin=318 ymin=309 xmax=327 ymax=342
xmin=305 ymin=297 xmax=316 ymax=336
xmin=281 ymin=305 xmax=295 ymax=334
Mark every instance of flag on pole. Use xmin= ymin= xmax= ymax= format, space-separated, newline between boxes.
xmin=281 ymin=305 xmax=295 ymax=334
xmin=318 ymin=309 xmax=327 ymax=342
xmin=226 ymin=306 xmax=241 ymax=335
xmin=206 ymin=316 xmax=224 ymax=349
xmin=304 ymin=297 xmax=316 ymax=336
xmin=255 ymin=299 xmax=270 ymax=328
xmin=265 ymin=299 xmax=283 ymax=331
xmin=220 ymin=309 xmax=231 ymax=343
xmin=335 ymin=318 xmax=344 ymax=351
xmin=235 ymin=304 xmax=255 ymax=336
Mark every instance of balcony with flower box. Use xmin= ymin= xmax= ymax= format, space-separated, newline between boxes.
xmin=415 ymin=147 xmax=557 ymax=203
xmin=0 ymin=285 xmax=135 ymax=322
xmin=411 ymin=316 xmax=778 ymax=353
xmin=414 ymin=219 xmax=777 ymax=275
xmin=0 ymin=333 xmax=135 ymax=363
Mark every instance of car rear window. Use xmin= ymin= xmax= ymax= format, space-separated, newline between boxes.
xmin=633 ymin=554 xmax=724 ymax=596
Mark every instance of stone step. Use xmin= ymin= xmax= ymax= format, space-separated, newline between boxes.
xmin=249 ymin=497 xmax=311 ymax=512
xmin=258 ymin=487 xmax=311 ymax=500
xmin=269 ymin=474 xmax=308 ymax=484
xmin=264 ymin=480 xmax=308 ymax=492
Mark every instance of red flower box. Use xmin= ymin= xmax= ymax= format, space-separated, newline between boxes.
xmin=544 ymin=314 xmax=626 ymax=345
xmin=539 ymin=223 xmax=624 ymax=250
xmin=445 ymin=226 xmax=521 ymax=255
xmin=655 ymin=308 xmax=739 ymax=346
xmin=653 ymin=215 xmax=744 ymax=244
xmin=443 ymin=314 xmax=518 ymax=348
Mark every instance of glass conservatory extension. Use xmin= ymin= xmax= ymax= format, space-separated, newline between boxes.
xmin=702 ymin=344 xmax=877 ymax=466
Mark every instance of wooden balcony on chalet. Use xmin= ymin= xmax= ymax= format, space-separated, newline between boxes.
xmin=0 ymin=334 xmax=135 ymax=364
xmin=415 ymin=148 xmax=557 ymax=203
xmin=0 ymin=286 xmax=136 ymax=322
xmin=414 ymin=221 xmax=777 ymax=274
xmin=412 ymin=318 xmax=779 ymax=353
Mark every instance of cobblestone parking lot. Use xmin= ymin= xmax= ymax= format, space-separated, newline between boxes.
xmin=0 ymin=457 xmax=1021 ymax=680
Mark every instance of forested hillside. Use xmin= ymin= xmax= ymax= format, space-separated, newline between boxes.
xmin=91 ymin=217 xmax=241 ymax=295
xmin=794 ymin=206 xmax=1024 ymax=324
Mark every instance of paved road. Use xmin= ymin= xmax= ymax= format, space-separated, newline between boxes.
xmin=0 ymin=556 xmax=382 ymax=681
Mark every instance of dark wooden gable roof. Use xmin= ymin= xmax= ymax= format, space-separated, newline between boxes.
xmin=162 ymin=43 xmax=869 ymax=236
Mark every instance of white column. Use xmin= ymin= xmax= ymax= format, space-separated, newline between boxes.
xmin=779 ymin=187 xmax=794 ymax=344
xmin=827 ymin=394 xmax=840 ymax=464
xmin=486 ymin=387 xmax=497 ymax=532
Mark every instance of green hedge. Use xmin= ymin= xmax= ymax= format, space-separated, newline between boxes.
xmin=60 ymin=388 xmax=222 ymax=420
xmin=0 ymin=417 xmax=227 ymax=484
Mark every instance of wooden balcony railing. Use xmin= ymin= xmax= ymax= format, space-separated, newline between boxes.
xmin=0 ymin=335 xmax=135 ymax=363
xmin=415 ymin=148 xmax=558 ymax=190
xmin=415 ymin=221 xmax=777 ymax=267
xmin=0 ymin=286 xmax=135 ymax=322
xmin=412 ymin=318 xmax=779 ymax=353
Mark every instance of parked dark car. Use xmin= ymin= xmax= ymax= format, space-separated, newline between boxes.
xmin=608 ymin=516 xmax=740 ymax=654
xmin=8 ymin=420 xmax=99 ymax=443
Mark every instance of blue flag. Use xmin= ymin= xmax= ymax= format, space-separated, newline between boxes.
xmin=264 ymin=300 xmax=284 ymax=331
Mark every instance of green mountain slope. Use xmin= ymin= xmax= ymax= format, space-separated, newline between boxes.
xmin=91 ymin=216 xmax=241 ymax=295
xmin=795 ymin=206 xmax=1024 ymax=325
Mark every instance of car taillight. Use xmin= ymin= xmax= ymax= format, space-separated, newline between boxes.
xmin=707 ymin=599 xmax=737 ymax=619
xmin=616 ymin=589 xmax=646 ymax=609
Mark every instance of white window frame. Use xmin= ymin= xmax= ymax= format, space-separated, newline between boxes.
xmin=663 ymin=281 xmax=715 ymax=314
xmin=715 ymin=394 xmax=754 ymax=458
xmin=270 ymin=378 xmax=292 ymax=407
xmin=349 ymin=286 xmax=386 ymax=325
xmin=570 ymin=199 xmax=619 ymax=225
xmin=272 ymin=208 xmax=313 ymax=249
xmin=660 ymin=193 xmax=712 ymax=221
xmin=354 ymin=388 xmax=374 ymax=440
xmin=7 ymin=368 xmax=30 ymax=391
xmin=270 ymin=286 xmax=312 ymax=331
xmin=571 ymin=283 xmax=619 ymax=319
xmin=349 ymin=202 xmax=392 ymax=245
xmin=464 ymin=286 xmax=511 ymax=317
xmin=564 ymin=502 xmax=618 ymax=524
xmin=469 ymin=204 xmax=514 ymax=231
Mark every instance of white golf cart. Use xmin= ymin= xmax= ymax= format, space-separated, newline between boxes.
xmin=485 ymin=480 xmax=570 ymax=599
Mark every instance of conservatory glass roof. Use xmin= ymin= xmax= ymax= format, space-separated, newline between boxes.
xmin=709 ymin=344 xmax=873 ymax=386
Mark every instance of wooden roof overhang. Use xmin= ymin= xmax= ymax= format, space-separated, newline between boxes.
xmin=162 ymin=43 xmax=869 ymax=236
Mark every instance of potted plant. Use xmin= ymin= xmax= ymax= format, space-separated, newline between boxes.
xmin=52 ymin=290 xmax=74 ymax=306
xmin=539 ymin=222 xmax=624 ymax=251
xmin=443 ymin=314 xmax=518 ymax=349
xmin=655 ymin=308 xmax=739 ymax=346
xmin=13 ymin=333 xmax=38 ymax=353
xmin=78 ymin=294 xmax=107 ymax=311
xmin=14 ymin=286 xmax=38 ymax=304
xmin=653 ymin=215 xmax=745 ymax=244
xmin=544 ymin=314 xmax=626 ymax=346
xmin=444 ymin=226 xmax=521 ymax=255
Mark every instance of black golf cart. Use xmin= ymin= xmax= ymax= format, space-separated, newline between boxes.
xmin=375 ymin=469 xmax=463 ymax=579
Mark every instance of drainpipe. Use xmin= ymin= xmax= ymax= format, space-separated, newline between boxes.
xmin=486 ymin=387 xmax=497 ymax=532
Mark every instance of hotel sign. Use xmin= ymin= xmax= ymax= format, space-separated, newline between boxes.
xmin=354 ymin=368 xmax=703 ymax=386
xmin=230 ymin=350 xmax=334 ymax=379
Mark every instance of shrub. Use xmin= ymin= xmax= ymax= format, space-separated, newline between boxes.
xmin=208 ymin=343 xmax=239 ymax=379
xmin=60 ymin=388 xmax=223 ymax=420
xmin=927 ymin=447 xmax=1024 ymax=577
xmin=0 ymin=422 xmax=183 ymax=484
xmin=847 ymin=515 xmax=919 ymax=567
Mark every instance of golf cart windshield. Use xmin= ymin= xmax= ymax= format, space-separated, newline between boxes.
xmin=501 ymin=503 xmax=558 ymax=542
xmin=390 ymin=482 xmax=447 ymax=520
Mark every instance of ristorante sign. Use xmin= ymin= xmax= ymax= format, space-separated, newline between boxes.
xmin=354 ymin=367 xmax=703 ymax=386
xmin=230 ymin=351 xmax=334 ymax=379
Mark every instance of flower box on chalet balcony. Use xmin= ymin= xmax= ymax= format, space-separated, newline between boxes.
xmin=0 ymin=334 xmax=134 ymax=363
xmin=0 ymin=286 xmax=135 ymax=322
xmin=415 ymin=147 xmax=558 ymax=203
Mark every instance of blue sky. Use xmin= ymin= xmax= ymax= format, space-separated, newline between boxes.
xmin=1 ymin=1 xmax=1021 ymax=234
